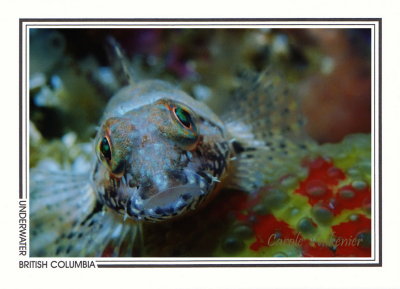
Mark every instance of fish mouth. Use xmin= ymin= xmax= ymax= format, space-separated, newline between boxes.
xmin=125 ymin=169 xmax=213 ymax=221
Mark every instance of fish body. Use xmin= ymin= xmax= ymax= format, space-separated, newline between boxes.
xmin=30 ymin=70 xmax=312 ymax=256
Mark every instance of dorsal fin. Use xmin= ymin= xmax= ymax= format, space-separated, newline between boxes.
xmin=106 ymin=36 xmax=137 ymax=86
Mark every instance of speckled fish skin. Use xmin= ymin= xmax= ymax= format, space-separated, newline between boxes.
xmin=30 ymin=70 xmax=313 ymax=257
xmin=92 ymin=79 xmax=231 ymax=221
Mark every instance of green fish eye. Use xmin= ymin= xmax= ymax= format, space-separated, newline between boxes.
xmin=100 ymin=137 xmax=112 ymax=161
xmin=174 ymin=106 xmax=193 ymax=129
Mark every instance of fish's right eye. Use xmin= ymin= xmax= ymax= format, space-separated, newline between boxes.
xmin=99 ymin=136 xmax=112 ymax=162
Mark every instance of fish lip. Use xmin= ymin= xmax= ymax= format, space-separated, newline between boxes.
xmin=126 ymin=170 xmax=212 ymax=221
xmin=128 ymin=185 xmax=207 ymax=221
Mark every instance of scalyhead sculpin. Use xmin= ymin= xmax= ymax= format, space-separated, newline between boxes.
xmin=29 ymin=38 xmax=314 ymax=257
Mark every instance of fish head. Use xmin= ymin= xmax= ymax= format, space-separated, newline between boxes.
xmin=92 ymin=97 xmax=230 ymax=222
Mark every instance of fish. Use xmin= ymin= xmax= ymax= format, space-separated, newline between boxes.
xmin=29 ymin=46 xmax=314 ymax=257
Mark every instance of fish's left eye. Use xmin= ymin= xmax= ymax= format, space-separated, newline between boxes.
xmin=161 ymin=102 xmax=199 ymax=149
xmin=100 ymin=136 xmax=112 ymax=162
xmin=173 ymin=106 xmax=193 ymax=129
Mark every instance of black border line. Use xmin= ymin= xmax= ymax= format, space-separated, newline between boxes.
xmin=19 ymin=20 xmax=23 ymax=199
xmin=95 ymin=258 xmax=374 ymax=262
xmin=24 ymin=25 xmax=28 ymax=200
xmin=23 ymin=24 xmax=376 ymax=27
xmin=372 ymin=22 xmax=376 ymax=263
xmin=95 ymin=262 xmax=379 ymax=268
xmin=20 ymin=18 xmax=382 ymax=267
xmin=20 ymin=18 xmax=381 ymax=22
xmin=378 ymin=18 xmax=382 ymax=266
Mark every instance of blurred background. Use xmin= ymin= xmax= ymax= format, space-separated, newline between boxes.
xmin=28 ymin=28 xmax=372 ymax=257
xmin=29 ymin=28 xmax=371 ymax=145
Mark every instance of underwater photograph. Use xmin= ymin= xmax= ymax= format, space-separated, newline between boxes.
xmin=28 ymin=26 xmax=373 ymax=258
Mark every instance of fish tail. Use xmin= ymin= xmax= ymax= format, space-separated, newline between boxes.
xmin=222 ymin=69 xmax=316 ymax=191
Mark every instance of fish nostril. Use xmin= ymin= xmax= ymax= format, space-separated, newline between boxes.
xmin=141 ymin=135 xmax=149 ymax=146
xmin=128 ymin=178 xmax=136 ymax=188
xmin=126 ymin=176 xmax=140 ymax=190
